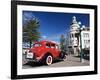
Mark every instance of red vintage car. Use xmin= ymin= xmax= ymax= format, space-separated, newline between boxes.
xmin=25 ymin=40 xmax=67 ymax=65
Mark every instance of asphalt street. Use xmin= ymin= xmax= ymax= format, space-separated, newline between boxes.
xmin=22 ymin=54 xmax=89 ymax=69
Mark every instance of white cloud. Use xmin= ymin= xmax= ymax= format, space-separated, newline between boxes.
xmin=42 ymin=35 xmax=47 ymax=39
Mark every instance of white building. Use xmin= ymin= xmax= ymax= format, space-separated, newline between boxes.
xmin=81 ymin=27 xmax=90 ymax=49
xmin=68 ymin=16 xmax=90 ymax=55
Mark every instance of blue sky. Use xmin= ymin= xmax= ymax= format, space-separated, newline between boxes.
xmin=23 ymin=11 xmax=89 ymax=43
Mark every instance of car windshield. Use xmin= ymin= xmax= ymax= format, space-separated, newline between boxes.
xmin=33 ymin=43 xmax=41 ymax=47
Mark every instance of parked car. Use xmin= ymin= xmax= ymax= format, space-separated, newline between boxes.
xmin=22 ymin=42 xmax=30 ymax=54
xmin=25 ymin=40 xmax=67 ymax=65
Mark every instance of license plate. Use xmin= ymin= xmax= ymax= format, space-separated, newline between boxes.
xmin=26 ymin=52 xmax=33 ymax=59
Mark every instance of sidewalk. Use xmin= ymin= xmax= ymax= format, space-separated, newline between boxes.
xmin=66 ymin=55 xmax=89 ymax=66
xmin=50 ymin=55 xmax=90 ymax=67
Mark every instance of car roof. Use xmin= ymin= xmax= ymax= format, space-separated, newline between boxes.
xmin=35 ymin=40 xmax=58 ymax=45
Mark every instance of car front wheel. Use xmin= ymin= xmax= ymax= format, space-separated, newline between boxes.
xmin=45 ymin=55 xmax=53 ymax=65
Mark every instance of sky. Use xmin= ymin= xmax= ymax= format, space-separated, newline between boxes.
xmin=23 ymin=11 xmax=89 ymax=43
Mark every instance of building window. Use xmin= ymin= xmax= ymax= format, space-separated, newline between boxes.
xmin=84 ymin=40 xmax=86 ymax=44
xmin=84 ymin=33 xmax=89 ymax=38
xmin=84 ymin=40 xmax=90 ymax=44
xmin=87 ymin=34 xmax=89 ymax=37
xmin=72 ymin=34 xmax=73 ymax=38
xmin=70 ymin=34 xmax=71 ymax=38
xmin=83 ymin=33 xmax=85 ymax=37
xmin=88 ymin=40 xmax=90 ymax=43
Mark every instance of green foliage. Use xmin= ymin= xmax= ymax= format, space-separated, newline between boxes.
xmin=60 ymin=34 xmax=66 ymax=50
xmin=23 ymin=18 xmax=41 ymax=48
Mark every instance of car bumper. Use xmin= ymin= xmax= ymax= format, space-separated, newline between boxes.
xmin=26 ymin=56 xmax=42 ymax=62
xmin=26 ymin=58 xmax=39 ymax=62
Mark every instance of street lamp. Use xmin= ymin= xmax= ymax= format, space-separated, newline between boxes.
xmin=79 ymin=27 xmax=84 ymax=63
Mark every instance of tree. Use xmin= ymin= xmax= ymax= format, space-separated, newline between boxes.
xmin=23 ymin=18 xmax=41 ymax=48
xmin=60 ymin=34 xmax=66 ymax=51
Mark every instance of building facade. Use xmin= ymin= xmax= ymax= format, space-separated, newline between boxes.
xmin=68 ymin=16 xmax=90 ymax=56
xmin=81 ymin=28 xmax=90 ymax=49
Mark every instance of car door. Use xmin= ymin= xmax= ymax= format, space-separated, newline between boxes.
xmin=50 ymin=43 xmax=60 ymax=58
xmin=54 ymin=45 xmax=61 ymax=58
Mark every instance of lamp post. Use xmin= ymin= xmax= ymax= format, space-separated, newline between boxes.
xmin=79 ymin=28 xmax=84 ymax=63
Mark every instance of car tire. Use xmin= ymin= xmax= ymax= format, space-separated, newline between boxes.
xmin=60 ymin=52 xmax=67 ymax=60
xmin=62 ymin=54 xmax=67 ymax=61
xmin=45 ymin=55 xmax=53 ymax=65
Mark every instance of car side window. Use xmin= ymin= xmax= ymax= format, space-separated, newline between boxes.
xmin=51 ymin=44 xmax=55 ymax=49
xmin=46 ymin=43 xmax=51 ymax=48
xmin=55 ymin=45 xmax=59 ymax=49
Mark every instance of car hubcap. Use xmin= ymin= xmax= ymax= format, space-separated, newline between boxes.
xmin=46 ymin=56 xmax=52 ymax=65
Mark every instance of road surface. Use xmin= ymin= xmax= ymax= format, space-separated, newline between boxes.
xmin=22 ymin=54 xmax=89 ymax=69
